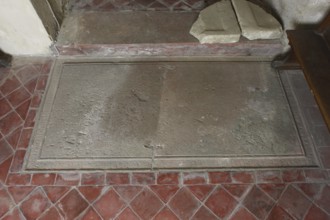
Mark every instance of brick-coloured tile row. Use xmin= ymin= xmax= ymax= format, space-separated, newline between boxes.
xmin=1 ymin=183 xmax=330 ymax=219
xmin=2 ymin=169 xmax=329 ymax=187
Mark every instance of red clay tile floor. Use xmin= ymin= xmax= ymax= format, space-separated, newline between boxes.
xmin=0 ymin=57 xmax=330 ymax=220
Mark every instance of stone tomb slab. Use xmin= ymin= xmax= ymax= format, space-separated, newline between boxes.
xmin=25 ymin=58 xmax=318 ymax=170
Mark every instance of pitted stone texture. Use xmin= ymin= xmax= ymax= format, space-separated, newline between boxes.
xmin=232 ymin=0 xmax=283 ymax=40
xmin=26 ymin=58 xmax=317 ymax=170
xmin=189 ymin=0 xmax=241 ymax=43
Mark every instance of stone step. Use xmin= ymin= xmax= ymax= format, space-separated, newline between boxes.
xmin=56 ymin=11 xmax=283 ymax=59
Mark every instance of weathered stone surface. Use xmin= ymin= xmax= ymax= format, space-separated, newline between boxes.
xmin=189 ymin=0 xmax=241 ymax=43
xmin=232 ymin=0 xmax=283 ymax=40
xmin=25 ymin=57 xmax=317 ymax=170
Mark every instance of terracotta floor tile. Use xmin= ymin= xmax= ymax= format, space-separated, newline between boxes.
xmin=36 ymin=75 xmax=48 ymax=91
xmin=191 ymin=206 xmax=218 ymax=220
xmin=6 ymin=86 xmax=30 ymax=108
xmin=81 ymin=173 xmax=105 ymax=185
xmin=116 ymin=207 xmax=140 ymax=220
xmin=282 ymin=170 xmax=305 ymax=182
xmin=168 ymin=187 xmax=200 ymax=219
xmin=106 ymin=173 xmax=130 ymax=185
xmin=278 ymin=185 xmax=312 ymax=219
xmin=258 ymin=183 xmax=286 ymax=200
xmin=9 ymin=150 xmax=26 ymax=172
xmin=0 ymin=98 xmax=12 ymax=119
xmin=231 ymin=171 xmax=255 ymax=183
xmin=78 ymin=186 xmax=103 ymax=204
xmin=114 ymin=185 xmax=143 ymax=203
xmin=304 ymin=170 xmax=328 ymax=182
xmin=40 ymin=60 xmax=53 ymax=75
xmin=229 ymin=207 xmax=257 ymax=220
xmin=222 ymin=184 xmax=251 ymax=200
xmin=43 ymin=186 xmax=71 ymax=203
xmin=295 ymin=183 xmax=324 ymax=201
xmin=55 ymin=173 xmax=80 ymax=186
xmin=30 ymin=92 xmax=43 ymax=108
xmin=149 ymin=185 xmax=179 ymax=203
xmin=79 ymin=207 xmax=102 ymax=220
xmin=0 ymin=75 xmax=21 ymax=96
xmin=242 ymin=186 xmax=274 ymax=219
xmin=305 ymin=204 xmax=330 ymax=220
xmin=31 ymin=173 xmax=56 ymax=185
xmin=267 ymin=205 xmax=294 ymax=220
xmin=8 ymin=186 xmax=35 ymax=204
xmin=0 ymin=156 xmax=12 ymax=183
xmin=6 ymin=174 xmax=31 ymax=186
xmin=24 ymin=78 xmax=38 ymax=94
xmin=314 ymin=184 xmax=330 ymax=214
xmin=17 ymin=128 xmax=33 ymax=149
xmin=209 ymin=171 xmax=232 ymax=184
xmin=0 ymin=188 xmax=15 ymax=218
xmin=256 ymin=170 xmax=283 ymax=183
xmin=0 ymin=111 xmax=23 ymax=136
xmin=132 ymin=172 xmax=155 ymax=185
xmin=1 ymin=207 xmax=25 ymax=220
xmin=154 ymin=207 xmax=179 ymax=220
xmin=15 ymin=99 xmax=31 ymax=120
xmin=187 ymin=185 xmax=214 ymax=201
xmin=15 ymin=66 xmax=38 ymax=84
xmin=56 ymin=189 xmax=89 ymax=219
xmin=23 ymin=109 xmax=36 ymax=128
xmin=157 ymin=172 xmax=179 ymax=185
xmin=94 ymin=188 xmax=126 ymax=219
xmin=131 ymin=188 xmax=164 ymax=219
xmin=205 ymin=186 xmax=238 ymax=219
xmin=38 ymin=206 xmax=63 ymax=220
xmin=5 ymin=126 xmax=22 ymax=150
xmin=183 ymin=172 xmax=207 ymax=185
xmin=20 ymin=188 xmax=51 ymax=220
xmin=0 ymin=139 xmax=13 ymax=164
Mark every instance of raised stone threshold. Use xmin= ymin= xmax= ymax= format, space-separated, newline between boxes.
xmin=55 ymin=11 xmax=283 ymax=59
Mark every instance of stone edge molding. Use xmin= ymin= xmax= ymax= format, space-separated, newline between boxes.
xmin=232 ymin=0 xmax=283 ymax=40
xmin=189 ymin=0 xmax=241 ymax=44
xmin=190 ymin=0 xmax=283 ymax=43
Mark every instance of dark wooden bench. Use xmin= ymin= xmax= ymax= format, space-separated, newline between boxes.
xmin=277 ymin=13 xmax=330 ymax=130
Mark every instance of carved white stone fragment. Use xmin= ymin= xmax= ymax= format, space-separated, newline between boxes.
xmin=189 ymin=0 xmax=241 ymax=44
xmin=231 ymin=0 xmax=283 ymax=40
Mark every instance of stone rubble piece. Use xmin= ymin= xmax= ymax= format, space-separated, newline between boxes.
xmin=231 ymin=0 xmax=283 ymax=40
xmin=189 ymin=0 xmax=241 ymax=44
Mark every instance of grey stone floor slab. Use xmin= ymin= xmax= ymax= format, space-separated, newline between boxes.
xmin=57 ymin=11 xmax=199 ymax=45
xmin=25 ymin=57 xmax=318 ymax=170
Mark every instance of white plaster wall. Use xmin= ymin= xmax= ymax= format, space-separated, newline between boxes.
xmin=264 ymin=0 xmax=330 ymax=29
xmin=0 ymin=0 xmax=52 ymax=55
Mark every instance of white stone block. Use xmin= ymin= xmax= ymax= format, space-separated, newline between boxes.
xmin=232 ymin=0 xmax=283 ymax=40
xmin=190 ymin=0 xmax=241 ymax=44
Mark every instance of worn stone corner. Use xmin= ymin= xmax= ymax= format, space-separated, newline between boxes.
xmin=189 ymin=0 xmax=241 ymax=44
